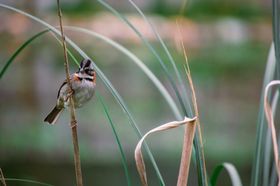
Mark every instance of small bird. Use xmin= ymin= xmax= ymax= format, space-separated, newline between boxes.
xmin=44 ymin=59 xmax=96 ymax=124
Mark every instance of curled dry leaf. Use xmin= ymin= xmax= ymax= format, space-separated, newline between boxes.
xmin=135 ymin=117 xmax=197 ymax=186
xmin=264 ymin=80 xmax=280 ymax=186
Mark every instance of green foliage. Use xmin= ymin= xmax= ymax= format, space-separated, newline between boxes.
xmin=251 ymin=0 xmax=280 ymax=185
xmin=98 ymin=93 xmax=131 ymax=186
xmin=249 ymin=44 xmax=278 ymax=186
xmin=211 ymin=163 xmax=242 ymax=186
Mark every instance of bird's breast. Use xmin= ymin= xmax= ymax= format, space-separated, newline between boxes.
xmin=73 ymin=80 xmax=95 ymax=108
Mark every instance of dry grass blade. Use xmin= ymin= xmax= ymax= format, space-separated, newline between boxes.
xmin=177 ymin=119 xmax=197 ymax=186
xmin=264 ymin=80 xmax=280 ymax=186
xmin=0 ymin=168 xmax=7 ymax=186
xmin=135 ymin=117 xmax=197 ymax=186
xmin=176 ymin=20 xmax=207 ymax=185
xmin=56 ymin=1 xmax=83 ymax=185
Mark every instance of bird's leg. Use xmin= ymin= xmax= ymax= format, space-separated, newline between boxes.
xmin=66 ymin=88 xmax=74 ymax=101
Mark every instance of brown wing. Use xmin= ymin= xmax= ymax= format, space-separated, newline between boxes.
xmin=57 ymin=74 xmax=81 ymax=98
xmin=57 ymin=80 xmax=67 ymax=98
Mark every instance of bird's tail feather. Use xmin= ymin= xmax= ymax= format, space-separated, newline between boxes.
xmin=44 ymin=107 xmax=64 ymax=125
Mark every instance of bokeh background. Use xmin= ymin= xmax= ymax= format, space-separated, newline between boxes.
xmin=0 ymin=0 xmax=272 ymax=185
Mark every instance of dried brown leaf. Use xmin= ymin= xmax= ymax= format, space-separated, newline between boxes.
xmin=135 ymin=117 xmax=197 ymax=186
xmin=176 ymin=19 xmax=207 ymax=185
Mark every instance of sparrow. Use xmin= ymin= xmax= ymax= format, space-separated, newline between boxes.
xmin=44 ymin=59 xmax=96 ymax=124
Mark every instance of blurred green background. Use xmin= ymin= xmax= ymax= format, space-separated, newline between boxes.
xmin=0 ymin=0 xmax=272 ymax=185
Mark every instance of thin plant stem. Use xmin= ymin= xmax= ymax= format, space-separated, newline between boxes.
xmin=56 ymin=1 xmax=83 ymax=186
xmin=0 ymin=168 xmax=7 ymax=186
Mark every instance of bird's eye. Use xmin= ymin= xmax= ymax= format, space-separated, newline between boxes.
xmin=85 ymin=69 xmax=94 ymax=75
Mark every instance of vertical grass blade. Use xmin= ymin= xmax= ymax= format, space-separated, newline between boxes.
xmin=272 ymin=0 xmax=280 ymax=78
xmin=264 ymin=81 xmax=280 ymax=185
xmin=97 ymin=93 xmax=132 ymax=186
xmin=251 ymin=44 xmax=276 ymax=186
xmin=263 ymin=91 xmax=279 ymax=186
